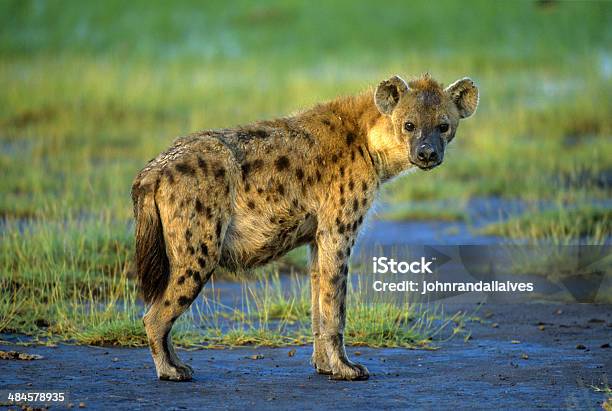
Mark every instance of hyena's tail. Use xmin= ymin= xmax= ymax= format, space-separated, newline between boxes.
xmin=132 ymin=175 xmax=170 ymax=305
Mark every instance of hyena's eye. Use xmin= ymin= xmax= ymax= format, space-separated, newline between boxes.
xmin=439 ymin=123 xmax=449 ymax=133
xmin=404 ymin=122 xmax=415 ymax=132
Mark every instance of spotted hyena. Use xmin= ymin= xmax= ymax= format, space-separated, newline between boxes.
xmin=131 ymin=73 xmax=478 ymax=381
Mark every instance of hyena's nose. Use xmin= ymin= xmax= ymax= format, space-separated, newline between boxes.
xmin=417 ymin=144 xmax=438 ymax=163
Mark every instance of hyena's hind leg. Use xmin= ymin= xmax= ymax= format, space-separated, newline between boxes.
xmin=143 ymin=165 xmax=232 ymax=381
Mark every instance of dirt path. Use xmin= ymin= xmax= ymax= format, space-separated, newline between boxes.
xmin=1 ymin=303 xmax=610 ymax=410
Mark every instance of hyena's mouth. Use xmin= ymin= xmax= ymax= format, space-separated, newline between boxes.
xmin=411 ymin=160 xmax=442 ymax=171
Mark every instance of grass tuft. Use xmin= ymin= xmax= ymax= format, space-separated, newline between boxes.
xmin=479 ymin=205 xmax=611 ymax=244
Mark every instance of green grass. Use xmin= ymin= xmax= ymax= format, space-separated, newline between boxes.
xmin=0 ymin=217 xmax=459 ymax=347
xmin=0 ymin=0 xmax=610 ymax=346
xmin=479 ymin=205 xmax=611 ymax=243
xmin=0 ymin=1 xmax=610 ymax=219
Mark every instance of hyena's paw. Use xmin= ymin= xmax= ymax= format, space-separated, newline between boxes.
xmin=158 ymin=363 xmax=194 ymax=382
xmin=311 ymin=351 xmax=332 ymax=375
xmin=329 ymin=359 xmax=369 ymax=381
xmin=172 ymin=358 xmax=194 ymax=374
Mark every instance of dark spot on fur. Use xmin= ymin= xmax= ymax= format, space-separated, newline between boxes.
xmin=176 ymin=162 xmax=195 ymax=176
xmin=215 ymin=167 xmax=226 ymax=179
xmin=337 ymin=250 xmax=344 ymax=260
xmin=322 ymin=119 xmax=331 ymax=126
xmin=351 ymin=151 xmax=355 ymax=162
xmin=205 ymin=207 xmax=213 ymax=219
xmin=187 ymin=245 xmax=195 ymax=255
xmin=177 ymin=275 xmax=185 ymax=285
xmin=185 ymin=229 xmax=192 ymax=242
xmin=292 ymin=198 xmax=298 ymax=208
xmin=362 ymin=181 xmax=368 ymax=192
xmin=164 ymin=300 xmax=170 ymax=307
xmin=253 ymin=129 xmax=268 ymax=138
xmin=247 ymin=201 xmax=256 ymax=209
xmin=338 ymin=223 xmax=345 ymax=234
xmin=340 ymin=167 xmax=345 ymax=177
xmin=348 ymin=180 xmax=354 ymax=191
xmin=275 ymin=156 xmax=290 ymax=171
xmin=339 ymin=185 xmax=344 ymax=195
xmin=241 ymin=162 xmax=252 ymax=179
xmin=200 ymin=243 xmax=209 ymax=256
xmin=331 ymin=154 xmax=338 ymax=163
xmin=197 ymin=156 xmax=208 ymax=174
xmin=216 ymin=221 xmax=222 ymax=238
xmin=242 ymin=159 xmax=263 ymax=180
xmin=252 ymin=159 xmax=264 ymax=170
xmin=164 ymin=168 xmax=175 ymax=184
xmin=169 ymin=193 xmax=176 ymax=203
xmin=358 ymin=215 xmax=364 ymax=225
xmin=358 ymin=146 xmax=365 ymax=158
xmin=195 ymin=199 xmax=204 ymax=213
xmin=316 ymin=170 xmax=321 ymax=182
xmin=353 ymin=198 xmax=359 ymax=212
xmin=361 ymin=197 xmax=367 ymax=207
xmin=192 ymin=270 xmax=202 ymax=284
xmin=277 ymin=183 xmax=285 ymax=195
xmin=346 ymin=132 xmax=356 ymax=146
xmin=178 ymin=296 xmax=191 ymax=306
xmin=340 ymin=197 xmax=345 ymax=206
xmin=257 ymin=187 xmax=264 ymax=194
xmin=198 ymin=257 xmax=207 ymax=269
xmin=295 ymin=168 xmax=304 ymax=180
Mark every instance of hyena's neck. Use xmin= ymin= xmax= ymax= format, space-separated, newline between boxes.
xmin=326 ymin=91 xmax=410 ymax=182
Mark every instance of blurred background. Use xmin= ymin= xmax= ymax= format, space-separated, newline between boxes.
xmin=0 ymin=0 xmax=610 ymax=345
xmin=1 ymin=0 xmax=610 ymax=238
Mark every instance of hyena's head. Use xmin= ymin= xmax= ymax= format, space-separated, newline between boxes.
xmin=374 ymin=73 xmax=478 ymax=171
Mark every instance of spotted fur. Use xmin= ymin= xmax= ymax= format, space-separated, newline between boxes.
xmin=131 ymin=73 xmax=478 ymax=381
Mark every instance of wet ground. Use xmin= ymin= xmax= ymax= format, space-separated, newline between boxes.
xmin=1 ymin=303 xmax=611 ymax=410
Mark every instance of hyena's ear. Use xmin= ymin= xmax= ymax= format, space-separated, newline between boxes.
xmin=445 ymin=77 xmax=479 ymax=118
xmin=374 ymin=75 xmax=409 ymax=115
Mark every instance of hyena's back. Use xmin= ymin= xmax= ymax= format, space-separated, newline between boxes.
xmin=131 ymin=122 xmax=322 ymax=304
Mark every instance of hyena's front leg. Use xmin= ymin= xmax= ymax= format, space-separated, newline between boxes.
xmin=316 ymin=232 xmax=369 ymax=381
xmin=309 ymin=244 xmax=332 ymax=375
